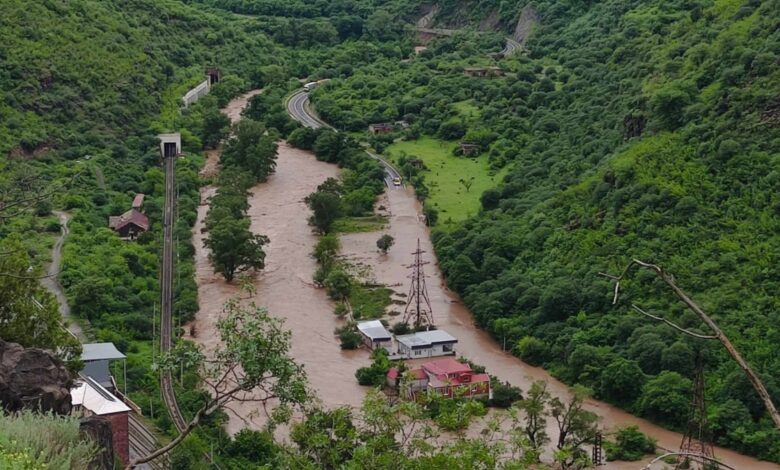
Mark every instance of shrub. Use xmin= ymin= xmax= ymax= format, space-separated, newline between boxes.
xmin=605 ymin=426 xmax=656 ymax=461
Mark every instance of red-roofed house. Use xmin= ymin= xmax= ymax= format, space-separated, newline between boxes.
xmin=387 ymin=357 xmax=491 ymax=400
xmin=109 ymin=208 xmax=149 ymax=240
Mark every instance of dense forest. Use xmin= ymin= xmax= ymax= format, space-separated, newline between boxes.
xmin=310 ymin=0 xmax=780 ymax=460
xmin=2 ymin=0 xmax=780 ymax=467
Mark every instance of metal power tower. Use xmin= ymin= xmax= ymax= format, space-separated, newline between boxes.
xmin=402 ymin=238 xmax=434 ymax=330
xmin=675 ymin=356 xmax=716 ymax=470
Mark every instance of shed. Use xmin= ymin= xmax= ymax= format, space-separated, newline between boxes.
xmin=81 ymin=343 xmax=127 ymax=391
xmin=396 ymin=329 xmax=457 ymax=358
xmin=108 ymin=208 xmax=149 ymax=240
xmin=71 ymin=376 xmax=130 ymax=465
xmin=368 ymin=123 xmax=394 ymax=135
xmin=459 ymin=142 xmax=480 ymax=156
xmin=356 ymin=320 xmax=393 ymax=352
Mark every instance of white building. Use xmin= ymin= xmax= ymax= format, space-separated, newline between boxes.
xmin=396 ymin=329 xmax=457 ymax=359
xmin=356 ymin=320 xmax=393 ymax=353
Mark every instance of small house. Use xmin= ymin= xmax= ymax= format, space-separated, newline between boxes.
xmin=459 ymin=142 xmax=480 ymax=156
xmin=463 ymin=66 xmax=503 ymax=78
xmin=368 ymin=123 xmax=395 ymax=135
xmin=71 ymin=376 xmax=131 ymax=465
xmin=356 ymin=320 xmax=393 ymax=353
xmin=109 ymin=208 xmax=149 ymax=240
xmin=395 ymin=329 xmax=457 ymax=359
xmin=387 ymin=357 xmax=491 ymax=400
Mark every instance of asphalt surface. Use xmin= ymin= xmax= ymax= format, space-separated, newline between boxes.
xmin=287 ymin=90 xmax=403 ymax=186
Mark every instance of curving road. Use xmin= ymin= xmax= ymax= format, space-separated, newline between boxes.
xmin=502 ymin=37 xmax=521 ymax=56
xmin=40 ymin=211 xmax=86 ymax=341
xmin=287 ymin=90 xmax=403 ymax=186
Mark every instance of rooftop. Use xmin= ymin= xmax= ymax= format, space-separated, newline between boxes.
xmin=81 ymin=343 xmax=126 ymax=362
xmin=396 ymin=329 xmax=457 ymax=348
xmin=71 ymin=376 xmax=130 ymax=416
xmin=109 ymin=208 xmax=149 ymax=232
xmin=356 ymin=320 xmax=392 ymax=341
xmin=422 ymin=357 xmax=472 ymax=377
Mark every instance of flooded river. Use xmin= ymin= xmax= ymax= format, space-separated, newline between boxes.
xmin=189 ymin=92 xmax=777 ymax=468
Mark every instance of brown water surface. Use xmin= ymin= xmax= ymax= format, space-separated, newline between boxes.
xmin=188 ymin=91 xmax=777 ymax=468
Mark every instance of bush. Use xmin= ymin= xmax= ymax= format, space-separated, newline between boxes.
xmin=338 ymin=327 xmax=362 ymax=350
xmin=488 ymin=379 xmax=523 ymax=408
xmin=605 ymin=426 xmax=656 ymax=461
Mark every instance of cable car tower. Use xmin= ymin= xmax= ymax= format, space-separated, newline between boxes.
xmin=675 ymin=354 xmax=715 ymax=470
xmin=402 ymin=238 xmax=434 ymax=330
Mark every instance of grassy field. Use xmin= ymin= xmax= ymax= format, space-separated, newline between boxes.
xmin=385 ymin=137 xmax=507 ymax=225
xmin=332 ymin=215 xmax=387 ymax=233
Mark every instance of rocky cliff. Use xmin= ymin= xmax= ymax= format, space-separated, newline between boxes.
xmin=0 ymin=339 xmax=72 ymax=414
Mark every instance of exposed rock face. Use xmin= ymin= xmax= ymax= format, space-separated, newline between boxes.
xmin=513 ymin=5 xmax=539 ymax=45
xmin=80 ymin=416 xmax=115 ymax=470
xmin=0 ymin=339 xmax=72 ymax=414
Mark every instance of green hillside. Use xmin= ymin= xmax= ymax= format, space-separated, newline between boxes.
xmin=314 ymin=0 xmax=780 ymax=460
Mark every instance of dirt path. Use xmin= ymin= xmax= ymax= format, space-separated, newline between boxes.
xmin=40 ymin=210 xmax=86 ymax=341
xmin=339 ymin=187 xmax=780 ymax=470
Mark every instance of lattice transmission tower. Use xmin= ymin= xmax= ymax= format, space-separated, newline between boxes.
xmin=402 ymin=238 xmax=434 ymax=330
xmin=675 ymin=355 xmax=716 ymax=470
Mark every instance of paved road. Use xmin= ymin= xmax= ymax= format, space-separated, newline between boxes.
xmin=502 ymin=37 xmax=521 ymax=56
xmin=40 ymin=211 xmax=86 ymax=341
xmin=287 ymin=90 xmax=403 ymax=186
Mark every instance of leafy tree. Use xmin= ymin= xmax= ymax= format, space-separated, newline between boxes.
xmin=637 ymin=371 xmax=692 ymax=428
xmin=306 ymin=190 xmax=342 ymax=233
xmin=200 ymin=105 xmax=230 ymax=149
xmin=514 ymin=380 xmax=551 ymax=455
xmin=324 ymin=268 xmax=352 ymax=300
xmin=0 ymin=237 xmax=80 ymax=367
xmin=221 ymin=119 xmax=278 ymax=182
xmin=598 ymin=358 xmax=645 ymax=405
xmin=550 ymin=385 xmax=599 ymax=452
xmin=130 ymin=297 xmax=308 ymax=467
xmin=355 ymin=348 xmax=391 ymax=386
xmin=204 ymin=217 xmax=269 ymax=282
xmin=376 ymin=234 xmax=394 ymax=254
xmin=604 ymin=426 xmax=655 ymax=461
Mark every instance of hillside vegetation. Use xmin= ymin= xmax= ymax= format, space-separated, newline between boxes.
xmin=313 ymin=0 xmax=780 ymax=460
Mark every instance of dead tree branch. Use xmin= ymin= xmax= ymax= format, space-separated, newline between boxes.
xmin=600 ymin=259 xmax=780 ymax=431
xmin=631 ymin=304 xmax=718 ymax=340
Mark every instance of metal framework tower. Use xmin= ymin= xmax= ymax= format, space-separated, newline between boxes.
xmin=592 ymin=432 xmax=603 ymax=466
xmin=675 ymin=356 xmax=716 ymax=469
xmin=402 ymin=238 xmax=434 ymax=329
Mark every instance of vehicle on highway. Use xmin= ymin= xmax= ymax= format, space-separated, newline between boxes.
xmin=303 ymin=82 xmax=318 ymax=92
xmin=393 ymin=177 xmax=402 ymax=186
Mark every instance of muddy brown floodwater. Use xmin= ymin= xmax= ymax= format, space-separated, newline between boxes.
xmin=189 ymin=91 xmax=777 ymax=469
xmin=340 ymin=186 xmax=779 ymax=470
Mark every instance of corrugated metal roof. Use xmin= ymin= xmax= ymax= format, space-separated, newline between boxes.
xmin=356 ymin=320 xmax=391 ymax=340
xmin=71 ymin=378 xmax=130 ymax=415
xmin=396 ymin=329 xmax=457 ymax=348
xmin=81 ymin=343 xmax=126 ymax=361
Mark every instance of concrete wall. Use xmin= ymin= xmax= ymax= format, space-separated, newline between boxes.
xmin=182 ymin=79 xmax=210 ymax=108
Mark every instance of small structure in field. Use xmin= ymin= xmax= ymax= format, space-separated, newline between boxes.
xmin=71 ymin=376 xmax=131 ymax=465
xmin=459 ymin=142 xmax=480 ymax=156
xmin=396 ymin=329 xmax=457 ymax=359
xmin=80 ymin=342 xmax=127 ymax=391
xmin=463 ymin=66 xmax=503 ymax=78
xmin=387 ymin=357 xmax=491 ymax=400
xmin=357 ymin=320 xmax=393 ymax=353
xmin=368 ymin=123 xmax=395 ymax=135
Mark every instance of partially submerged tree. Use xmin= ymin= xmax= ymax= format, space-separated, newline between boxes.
xmin=128 ymin=297 xmax=309 ymax=468
xmin=204 ymin=217 xmax=269 ymax=282
xmin=376 ymin=234 xmax=394 ymax=254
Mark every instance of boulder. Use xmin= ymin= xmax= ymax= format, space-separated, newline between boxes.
xmin=0 ymin=339 xmax=72 ymax=414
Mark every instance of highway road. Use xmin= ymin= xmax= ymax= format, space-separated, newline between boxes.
xmin=502 ymin=37 xmax=521 ymax=56
xmin=286 ymin=90 xmax=403 ymax=186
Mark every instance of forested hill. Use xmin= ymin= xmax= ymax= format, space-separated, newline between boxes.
xmin=425 ymin=0 xmax=780 ymax=459
xmin=0 ymin=0 xmax=279 ymax=158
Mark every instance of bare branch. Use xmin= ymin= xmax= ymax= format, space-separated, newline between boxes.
xmin=602 ymin=258 xmax=780 ymax=431
xmin=631 ymin=304 xmax=718 ymax=340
